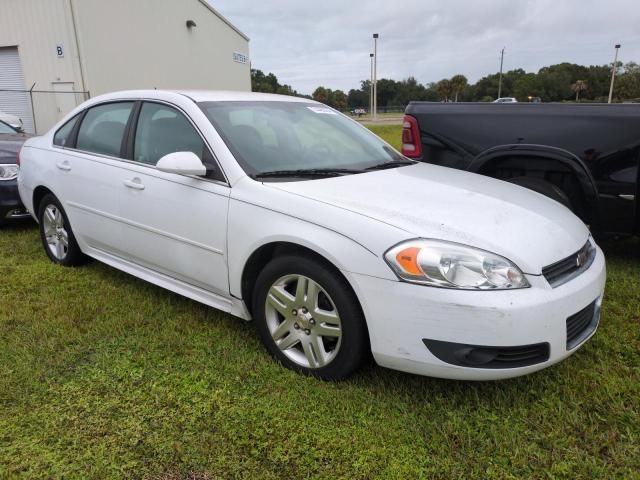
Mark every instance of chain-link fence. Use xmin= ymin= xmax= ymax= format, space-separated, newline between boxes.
xmin=0 ymin=88 xmax=90 ymax=135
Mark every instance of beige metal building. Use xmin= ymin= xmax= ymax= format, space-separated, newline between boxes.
xmin=0 ymin=0 xmax=250 ymax=133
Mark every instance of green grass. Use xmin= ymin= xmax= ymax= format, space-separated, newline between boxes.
xmin=1 ymin=127 xmax=639 ymax=478
xmin=367 ymin=124 xmax=402 ymax=150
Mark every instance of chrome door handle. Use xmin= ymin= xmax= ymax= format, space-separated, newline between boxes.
xmin=123 ymin=178 xmax=145 ymax=190
xmin=56 ymin=161 xmax=71 ymax=171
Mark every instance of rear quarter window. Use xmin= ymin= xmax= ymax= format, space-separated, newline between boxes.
xmin=53 ymin=114 xmax=80 ymax=147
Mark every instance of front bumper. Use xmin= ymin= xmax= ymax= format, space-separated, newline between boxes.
xmin=0 ymin=179 xmax=30 ymax=220
xmin=347 ymin=245 xmax=606 ymax=380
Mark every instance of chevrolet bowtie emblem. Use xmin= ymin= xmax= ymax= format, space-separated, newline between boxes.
xmin=576 ymin=251 xmax=588 ymax=267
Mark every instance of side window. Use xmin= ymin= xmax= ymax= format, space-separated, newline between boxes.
xmin=53 ymin=114 xmax=79 ymax=147
xmin=134 ymin=103 xmax=204 ymax=165
xmin=594 ymin=150 xmax=639 ymax=184
xmin=76 ymin=102 xmax=134 ymax=157
xmin=133 ymin=102 xmax=223 ymax=181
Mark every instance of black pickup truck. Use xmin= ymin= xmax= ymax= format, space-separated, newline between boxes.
xmin=401 ymin=103 xmax=639 ymax=236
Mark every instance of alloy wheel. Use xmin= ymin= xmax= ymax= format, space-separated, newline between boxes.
xmin=264 ymin=274 xmax=342 ymax=369
xmin=42 ymin=204 xmax=69 ymax=260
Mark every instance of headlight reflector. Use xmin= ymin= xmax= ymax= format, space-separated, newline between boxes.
xmin=385 ymin=239 xmax=529 ymax=290
xmin=0 ymin=164 xmax=19 ymax=181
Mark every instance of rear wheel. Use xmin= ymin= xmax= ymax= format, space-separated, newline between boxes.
xmin=252 ymin=255 xmax=368 ymax=380
xmin=37 ymin=194 xmax=87 ymax=266
xmin=507 ymin=176 xmax=573 ymax=210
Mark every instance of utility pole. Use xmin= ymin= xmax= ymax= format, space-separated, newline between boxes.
xmin=608 ymin=44 xmax=621 ymax=104
xmin=373 ymin=33 xmax=379 ymax=120
xmin=369 ymin=53 xmax=374 ymax=117
xmin=497 ymin=47 xmax=505 ymax=100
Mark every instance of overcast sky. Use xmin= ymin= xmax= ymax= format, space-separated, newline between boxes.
xmin=212 ymin=0 xmax=640 ymax=95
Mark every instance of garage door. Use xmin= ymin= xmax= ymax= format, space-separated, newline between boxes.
xmin=0 ymin=47 xmax=34 ymax=133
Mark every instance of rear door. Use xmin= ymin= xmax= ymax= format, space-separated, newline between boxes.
xmin=116 ymin=101 xmax=231 ymax=296
xmin=51 ymin=101 xmax=135 ymax=254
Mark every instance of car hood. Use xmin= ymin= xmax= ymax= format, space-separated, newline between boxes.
xmin=268 ymin=163 xmax=590 ymax=274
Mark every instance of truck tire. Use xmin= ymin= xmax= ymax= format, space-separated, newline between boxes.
xmin=507 ymin=176 xmax=573 ymax=211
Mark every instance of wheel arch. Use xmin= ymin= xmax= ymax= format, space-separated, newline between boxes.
xmin=468 ymin=144 xmax=600 ymax=225
xmin=240 ymin=241 xmax=366 ymax=321
xmin=32 ymin=185 xmax=56 ymax=220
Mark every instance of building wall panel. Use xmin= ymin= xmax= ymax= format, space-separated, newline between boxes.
xmin=73 ymin=0 xmax=251 ymax=96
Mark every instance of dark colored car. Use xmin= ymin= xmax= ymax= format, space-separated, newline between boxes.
xmin=402 ymin=102 xmax=640 ymax=236
xmin=0 ymin=120 xmax=32 ymax=222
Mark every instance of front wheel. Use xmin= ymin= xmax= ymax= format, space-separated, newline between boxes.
xmin=37 ymin=193 xmax=87 ymax=266
xmin=252 ymin=255 xmax=368 ymax=380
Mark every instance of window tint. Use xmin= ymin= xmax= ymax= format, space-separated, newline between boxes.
xmin=594 ymin=151 xmax=639 ymax=184
xmin=610 ymin=165 xmax=638 ymax=183
xmin=133 ymin=103 xmax=208 ymax=166
xmin=53 ymin=114 xmax=79 ymax=147
xmin=76 ymin=102 xmax=134 ymax=157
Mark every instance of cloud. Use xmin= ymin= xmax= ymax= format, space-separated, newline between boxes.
xmin=212 ymin=0 xmax=640 ymax=94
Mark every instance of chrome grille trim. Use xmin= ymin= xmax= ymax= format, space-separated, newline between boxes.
xmin=542 ymin=240 xmax=595 ymax=288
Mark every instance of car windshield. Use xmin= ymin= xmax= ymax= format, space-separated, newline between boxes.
xmin=198 ymin=101 xmax=407 ymax=178
xmin=0 ymin=121 xmax=17 ymax=134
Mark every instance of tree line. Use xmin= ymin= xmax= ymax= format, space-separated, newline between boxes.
xmin=251 ymin=62 xmax=640 ymax=110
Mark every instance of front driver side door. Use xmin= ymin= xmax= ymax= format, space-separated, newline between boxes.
xmin=117 ymin=101 xmax=230 ymax=297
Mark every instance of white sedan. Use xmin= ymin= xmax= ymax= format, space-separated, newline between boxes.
xmin=17 ymin=90 xmax=606 ymax=380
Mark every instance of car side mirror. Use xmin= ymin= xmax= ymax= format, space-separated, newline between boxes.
xmin=156 ymin=151 xmax=207 ymax=176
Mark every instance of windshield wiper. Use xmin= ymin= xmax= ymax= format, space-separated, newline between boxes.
xmin=253 ymin=168 xmax=364 ymax=179
xmin=365 ymin=159 xmax=417 ymax=171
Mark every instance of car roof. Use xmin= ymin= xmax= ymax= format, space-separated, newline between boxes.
xmin=88 ymin=89 xmax=317 ymax=104
xmin=176 ymin=90 xmax=316 ymax=103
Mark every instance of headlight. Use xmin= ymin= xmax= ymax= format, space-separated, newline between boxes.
xmin=0 ymin=164 xmax=19 ymax=181
xmin=385 ymin=239 xmax=530 ymax=290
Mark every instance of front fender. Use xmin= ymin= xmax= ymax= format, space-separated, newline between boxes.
xmin=226 ymin=198 xmax=399 ymax=299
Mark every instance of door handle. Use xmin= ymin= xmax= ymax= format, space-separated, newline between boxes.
xmin=56 ymin=161 xmax=71 ymax=171
xmin=123 ymin=178 xmax=145 ymax=190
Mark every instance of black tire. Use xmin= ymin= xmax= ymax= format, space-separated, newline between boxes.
xmin=252 ymin=254 xmax=368 ymax=380
xmin=37 ymin=193 xmax=88 ymax=266
xmin=507 ymin=176 xmax=573 ymax=210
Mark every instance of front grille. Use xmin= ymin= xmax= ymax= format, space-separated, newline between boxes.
xmin=542 ymin=241 xmax=596 ymax=287
xmin=566 ymin=300 xmax=599 ymax=349
xmin=423 ymin=339 xmax=550 ymax=369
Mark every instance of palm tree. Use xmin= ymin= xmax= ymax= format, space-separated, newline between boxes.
xmin=450 ymin=74 xmax=468 ymax=102
xmin=571 ymin=80 xmax=588 ymax=101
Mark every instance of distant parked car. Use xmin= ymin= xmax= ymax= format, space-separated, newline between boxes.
xmin=351 ymin=108 xmax=367 ymax=117
xmin=492 ymin=97 xmax=518 ymax=103
xmin=0 ymin=111 xmax=23 ymax=131
xmin=18 ymin=90 xmax=605 ymax=381
xmin=0 ymin=120 xmax=32 ymax=222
